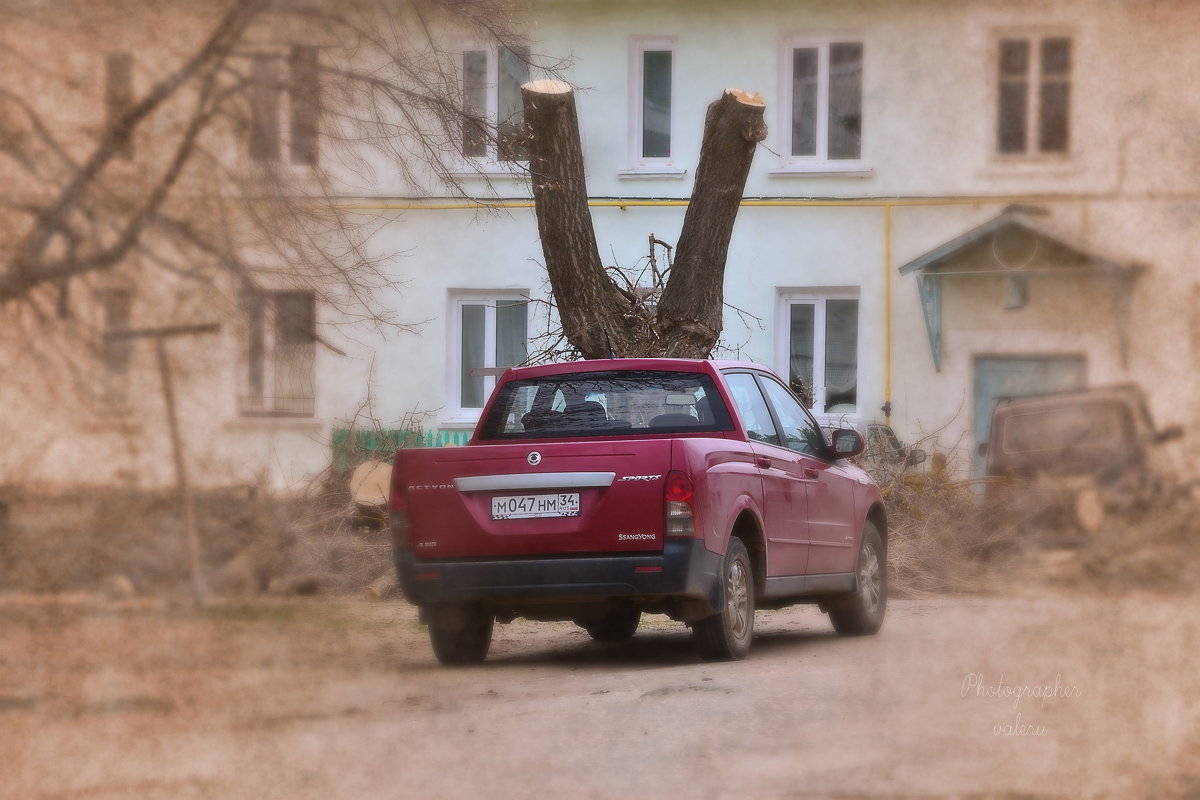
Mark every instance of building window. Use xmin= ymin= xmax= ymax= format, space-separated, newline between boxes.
xmin=997 ymin=35 xmax=1071 ymax=155
xmin=451 ymin=293 xmax=528 ymax=417
xmin=241 ymin=290 xmax=316 ymax=417
xmin=249 ymin=46 xmax=321 ymax=165
xmin=461 ymin=45 xmax=529 ymax=163
xmin=249 ymin=54 xmax=281 ymax=162
xmin=99 ymin=289 xmax=133 ymax=375
xmin=782 ymin=39 xmax=863 ymax=164
xmin=96 ymin=288 xmax=133 ymax=406
xmin=289 ymin=45 xmax=321 ymax=166
xmin=105 ymin=53 xmax=134 ymax=159
xmin=776 ymin=290 xmax=859 ymax=414
xmin=628 ymin=37 xmax=675 ymax=166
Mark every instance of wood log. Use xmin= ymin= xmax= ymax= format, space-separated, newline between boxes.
xmin=350 ymin=459 xmax=392 ymax=507
xmin=1074 ymin=486 xmax=1105 ymax=533
xmin=657 ymin=89 xmax=767 ymax=357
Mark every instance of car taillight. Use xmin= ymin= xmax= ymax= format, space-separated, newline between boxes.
xmin=664 ymin=471 xmax=695 ymax=537
xmin=389 ymin=452 xmax=411 ymax=549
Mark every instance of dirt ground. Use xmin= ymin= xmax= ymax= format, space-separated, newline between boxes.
xmin=4 ymin=577 xmax=1200 ymax=800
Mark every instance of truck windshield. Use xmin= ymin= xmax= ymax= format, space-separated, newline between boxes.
xmin=478 ymin=370 xmax=734 ymax=440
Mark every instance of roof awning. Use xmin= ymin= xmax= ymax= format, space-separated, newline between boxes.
xmin=897 ymin=205 xmax=1146 ymax=371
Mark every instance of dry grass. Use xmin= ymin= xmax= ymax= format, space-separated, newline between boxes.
xmin=0 ymin=481 xmax=393 ymax=600
xmin=3 ymin=451 xmax=1197 ymax=603
xmin=869 ymin=453 xmax=1200 ymax=598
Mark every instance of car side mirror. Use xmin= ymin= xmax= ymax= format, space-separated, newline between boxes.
xmin=831 ymin=428 xmax=865 ymax=459
xmin=977 ymin=442 xmax=989 ymax=458
xmin=907 ymin=448 xmax=928 ymax=466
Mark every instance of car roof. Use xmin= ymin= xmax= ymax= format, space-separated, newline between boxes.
xmin=499 ymin=358 xmax=772 ymax=380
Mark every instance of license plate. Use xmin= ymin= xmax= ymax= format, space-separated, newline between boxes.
xmin=491 ymin=492 xmax=581 ymax=520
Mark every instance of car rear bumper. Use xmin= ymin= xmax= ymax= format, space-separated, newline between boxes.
xmin=394 ymin=537 xmax=724 ymax=616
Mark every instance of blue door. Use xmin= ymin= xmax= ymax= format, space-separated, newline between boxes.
xmin=973 ymin=356 xmax=1087 ymax=476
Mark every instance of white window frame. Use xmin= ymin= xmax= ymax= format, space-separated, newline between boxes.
xmin=457 ymin=42 xmax=531 ymax=171
xmin=620 ymin=36 xmax=686 ymax=179
xmin=992 ymin=30 xmax=1074 ymax=160
xmin=772 ymin=36 xmax=870 ymax=176
xmin=445 ymin=291 xmax=530 ymax=425
xmin=774 ymin=288 xmax=861 ymax=415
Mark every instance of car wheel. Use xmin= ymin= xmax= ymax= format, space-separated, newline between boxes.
xmin=427 ymin=603 xmax=494 ymax=665
xmin=828 ymin=521 xmax=887 ymax=636
xmin=579 ymin=605 xmax=641 ymax=642
xmin=693 ymin=537 xmax=754 ymax=661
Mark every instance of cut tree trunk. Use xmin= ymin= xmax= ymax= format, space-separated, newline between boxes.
xmin=656 ymin=88 xmax=767 ymax=357
xmin=522 ymin=82 xmax=766 ymax=359
xmin=522 ymin=79 xmax=636 ymax=359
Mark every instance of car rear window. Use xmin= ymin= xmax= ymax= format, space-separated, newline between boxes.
xmin=478 ymin=370 xmax=734 ymax=440
xmin=1001 ymin=403 xmax=1127 ymax=454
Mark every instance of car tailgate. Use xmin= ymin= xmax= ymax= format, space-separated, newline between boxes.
xmin=395 ymin=439 xmax=675 ymax=559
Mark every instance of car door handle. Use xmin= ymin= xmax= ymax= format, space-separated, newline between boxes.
xmin=755 ymin=456 xmax=772 ymax=470
xmin=803 ymin=467 xmax=820 ymax=480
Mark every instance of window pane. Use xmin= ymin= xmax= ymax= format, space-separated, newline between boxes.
xmin=999 ymin=39 xmax=1030 ymax=76
xmin=497 ymin=46 xmax=529 ymax=161
xmin=244 ymin=292 xmax=265 ymax=399
xmin=828 ymin=43 xmax=862 ymax=160
xmin=273 ymin=291 xmax=316 ymax=415
xmin=824 ymin=299 xmax=858 ymax=410
xmin=642 ymin=50 xmax=672 ymax=158
xmin=1039 ymin=38 xmax=1071 ymax=153
xmin=274 ymin=342 xmax=315 ymax=414
xmin=997 ymin=39 xmax=1029 ymax=155
xmin=289 ymin=45 xmax=320 ymax=166
xmin=495 ymin=300 xmax=527 ymax=368
xmin=250 ymin=55 xmax=280 ymax=161
xmin=997 ymin=81 xmax=1028 ymax=153
xmin=1041 ymin=38 xmax=1071 ymax=75
xmin=791 ymin=48 xmax=818 ymax=156
xmin=718 ymin=373 xmax=779 ymax=445
xmin=788 ymin=303 xmax=815 ymax=406
xmin=462 ymin=50 xmax=487 ymax=158
xmin=760 ymin=377 xmax=823 ymax=455
xmin=274 ymin=291 xmax=315 ymax=346
xmin=1039 ymin=81 xmax=1070 ymax=152
xmin=101 ymin=289 xmax=133 ymax=375
xmin=460 ymin=304 xmax=485 ymax=408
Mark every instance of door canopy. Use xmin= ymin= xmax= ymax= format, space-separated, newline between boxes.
xmin=898 ymin=205 xmax=1145 ymax=371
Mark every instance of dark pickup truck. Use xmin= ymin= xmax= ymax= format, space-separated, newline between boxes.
xmin=390 ymin=359 xmax=888 ymax=664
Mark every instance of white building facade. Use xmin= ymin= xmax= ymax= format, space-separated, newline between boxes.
xmin=9 ymin=0 xmax=1196 ymax=491
xmin=301 ymin=0 xmax=1196 ymax=488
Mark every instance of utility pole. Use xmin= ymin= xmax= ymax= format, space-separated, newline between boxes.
xmin=106 ymin=323 xmax=219 ymax=607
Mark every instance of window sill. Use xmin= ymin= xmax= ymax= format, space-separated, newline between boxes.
xmin=447 ymin=162 xmax=530 ymax=180
xmin=439 ymin=414 xmax=481 ymax=429
xmin=977 ymin=156 xmax=1081 ymax=179
xmin=617 ymin=166 xmax=688 ymax=180
xmin=769 ymin=163 xmax=875 ymax=178
xmin=225 ymin=416 xmax=322 ymax=430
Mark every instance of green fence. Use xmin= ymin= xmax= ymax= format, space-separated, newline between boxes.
xmin=331 ymin=428 xmax=471 ymax=472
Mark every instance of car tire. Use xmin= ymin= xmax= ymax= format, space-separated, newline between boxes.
xmin=580 ymin=605 xmax=641 ymax=642
xmin=427 ymin=604 xmax=494 ymax=665
xmin=693 ymin=537 xmax=755 ymax=661
xmin=828 ymin=521 xmax=887 ymax=636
